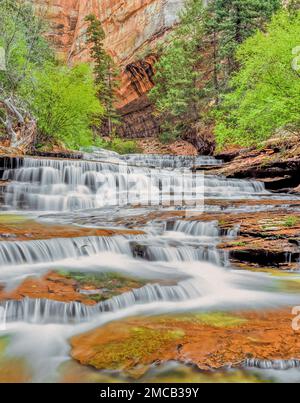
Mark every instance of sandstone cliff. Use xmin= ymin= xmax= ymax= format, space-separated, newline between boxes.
xmin=34 ymin=0 xmax=186 ymax=138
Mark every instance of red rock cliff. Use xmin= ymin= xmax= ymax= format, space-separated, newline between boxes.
xmin=34 ymin=0 xmax=185 ymax=137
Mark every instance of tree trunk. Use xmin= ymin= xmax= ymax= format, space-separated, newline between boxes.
xmin=0 ymin=99 xmax=36 ymax=152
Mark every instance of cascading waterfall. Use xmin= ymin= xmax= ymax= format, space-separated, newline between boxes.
xmin=244 ymin=359 xmax=300 ymax=371
xmin=134 ymin=220 xmax=231 ymax=265
xmin=81 ymin=148 xmax=224 ymax=168
xmin=121 ymin=154 xmax=223 ymax=169
xmin=171 ymin=219 xmax=240 ymax=238
xmin=143 ymin=244 xmax=228 ymax=266
xmin=1 ymin=155 xmax=269 ymax=211
xmin=0 ymin=236 xmax=133 ymax=266
xmin=172 ymin=220 xmax=220 ymax=237
xmin=0 ymin=280 xmax=201 ymax=324
xmin=0 ymin=152 xmax=297 ymax=382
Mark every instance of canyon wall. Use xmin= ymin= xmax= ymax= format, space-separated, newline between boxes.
xmin=34 ymin=0 xmax=186 ymax=137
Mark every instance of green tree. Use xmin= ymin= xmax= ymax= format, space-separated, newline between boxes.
xmin=204 ymin=0 xmax=281 ymax=97
xmin=149 ymin=0 xmax=204 ymax=143
xmin=287 ymin=0 xmax=300 ymax=13
xmin=85 ymin=14 xmax=119 ymax=136
xmin=215 ymin=10 xmax=300 ymax=148
xmin=0 ymin=0 xmax=53 ymax=148
xmin=25 ymin=63 xmax=103 ymax=149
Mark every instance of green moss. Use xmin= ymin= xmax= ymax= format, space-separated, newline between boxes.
xmin=194 ymin=312 xmax=247 ymax=328
xmin=93 ymin=137 xmax=141 ymax=155
xmin=89 ymin=327 xmax=184 ymax=371
xmin=230 ymin=241 xmax=247 ymax=247
xmin=0 ymin=336 xmax=10 ymax=358
xmin=165 ymin=312 xmax=247 ymax=328
xmin=218 ymin=219 xmax=230 ymax=227
xmin=281 ymin=216 xmax=299 ymax=228
xmin=0 ymin=215 xmax=29 ymax=224
xmin=59 ymin=271 xmax=144 ymax=295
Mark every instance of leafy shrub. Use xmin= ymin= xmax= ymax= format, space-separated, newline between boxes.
xmin=215 ymin=10 xmax=300 ymax=148
xmin=24 ymin=63 xmax=104 ymax=149
xmin=94 ymin=136 xmax=140 ymax=154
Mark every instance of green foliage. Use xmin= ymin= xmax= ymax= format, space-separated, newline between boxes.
xmin=205 ymin=0 xmax=280 ymax=74
xmin=287 ymin=0 xmax=300 ymax=14
xmin=0 ymin=0 xmax=53 ymax=95
xmin=107 ymin=138 xmax=140 ymax=155
xmin=0 ymin=1 xmax=103 ymax=150
xmin=85 ymin=14 xmax=120 ymax=135
xmin=149 ymin=0 xmax=204 ymax=143
xmin=215 ymin=10 xmax=300 ymax=148
xmin=281 ymin=216 xmax=300 ymax=228
xmin=93 ymin=136 xmax=140 ymax=154
xmin=24 ymin=63 xmax=103 ymax=149
xmin=150 ymin=0 xmax=279 ymax=144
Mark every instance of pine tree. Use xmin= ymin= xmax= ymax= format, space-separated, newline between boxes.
xmin=205 ymin=0 xmax=281 ymax=94
xmin=85 ymin=14 xmax=119 ymax=136
xmin=215 ymin=9 xmax=300 ymax=147
xmin=149 ymin=0 xmax=204 ymax=143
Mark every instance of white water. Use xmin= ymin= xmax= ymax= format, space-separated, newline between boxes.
xmin=82 ymin=148 xmax=223 ymax=168
xmin=0 ymin=236 xmax=132 ymax=266
xmin=2 ymin=155 xmax=269 ymax=211
xmin=0 ymin=152 xmax=299 ymax=382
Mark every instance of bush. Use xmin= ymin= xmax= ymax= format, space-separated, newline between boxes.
xmin=94 ymin=136 xmax=140 ymax=155
xmin=215 ymin=10 xmax=300 ymax=149
xmin=25 ymin=63 xmax=104 ymax=149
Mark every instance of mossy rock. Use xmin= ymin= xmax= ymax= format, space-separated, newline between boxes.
xmin=71 ymin=323 xmax=184 ymax=377
xmin=159 ymin=312 xmax=247 ymax=328
xmin=0 ymin=214 xmax=29 ymax=224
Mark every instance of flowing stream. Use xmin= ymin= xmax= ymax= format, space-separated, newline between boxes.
xmin=0 ymin=150 xmax=299 ymax=382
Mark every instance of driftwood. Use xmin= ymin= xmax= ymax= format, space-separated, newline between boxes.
xmin=0 ymin=98 xmax=36 ymax=152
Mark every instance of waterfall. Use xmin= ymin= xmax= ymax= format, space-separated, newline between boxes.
xmin=172 ymin=220 xmax=220 ymax=237
xmin=121 ymin=154 xmax=223 ymax=169
xmin=171 ymin=220 xmax=238 ymax=239
xmin=81 ymin=148 xmax=223 ymax=169
xmin=130 ymin=220 xmax=231 ymax=265
xmin=204 ymin=175 xmax=267 ymax=197
xmin=0 ymin=280 xmax=202 ymax=324
xmin=0 ymin=153 xmax=294 ymax=383
xmin=244 ymin=358 xmax=300 ymax=370
xmin=1 ymin=156 xmax=269 ymax=211
xmin=144 ymin=245 xmax=228 ymax=266
xmin=0 ymin=236 xmax=132 ymax=266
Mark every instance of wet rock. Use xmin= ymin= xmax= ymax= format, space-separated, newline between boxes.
xmin=0 ymin=214 xmax=143 ymax=241
xmin=0 ymin=156 xmax=23 ymax=180
xmin=29 ymin=151 xmax=83 ymax=159
xmin=71 ymin=309 xmax=300 ymax=376
xmin=131 ymin=242 xmax=149 ymax=259
xmin=183 ymin=123 xmax=216 ymax=155
xmin=213 ymin=141 xmax=300 ymax=192
xmin=0 ymin=271 xmax=145 ymax=305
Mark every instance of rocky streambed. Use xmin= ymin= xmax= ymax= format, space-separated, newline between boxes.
xmin=0 ymin=150 xmax=300 ymax=383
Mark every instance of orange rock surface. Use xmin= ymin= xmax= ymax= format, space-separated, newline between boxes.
xmin=71 ymin=309 xmax=300 ymax=375
xmin=0 ymin=272 xmax=96 ymax=305
xmin=0 ymin=217 xmax=143 ymax=241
